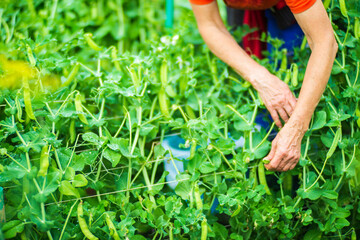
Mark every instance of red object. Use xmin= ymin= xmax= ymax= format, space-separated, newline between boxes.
xmin=242 ymin=10 xmax=267 ymax=59
xmin=224 ymin=0 xmax=279 ymax=10
xmin=189 ymin=0 xmax=317 ymax=14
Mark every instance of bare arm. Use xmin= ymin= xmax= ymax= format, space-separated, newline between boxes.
xmin=265 ymin=0 xmax=338 ymax=171
xmin=191 ymin=1 xmax=297 ymax=128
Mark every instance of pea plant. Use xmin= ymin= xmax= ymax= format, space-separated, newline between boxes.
xmin=0 ymin=0 xmax=360 ymax=239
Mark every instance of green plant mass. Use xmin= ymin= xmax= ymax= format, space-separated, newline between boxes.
xmin=0 ymin=0 xmax=360 ymax=239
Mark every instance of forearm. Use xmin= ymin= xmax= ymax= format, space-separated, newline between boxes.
xmin=290 ymin=2 xmax=338 ymax=130
xmin=197 ymin=22 xmax=269 ymax=85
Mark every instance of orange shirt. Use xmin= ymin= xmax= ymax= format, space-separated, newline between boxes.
xmin=189 ymin=0 xmax=317 ymax=14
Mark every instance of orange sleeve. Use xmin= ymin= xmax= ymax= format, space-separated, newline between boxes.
xmin=189 ymin=0 xmax=215 ymax=5
xmin=285 ymin=0 xmax=317 ymax=14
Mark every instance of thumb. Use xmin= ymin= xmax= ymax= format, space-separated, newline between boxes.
xmin=264 ymin=139 xmax=277 ymax=161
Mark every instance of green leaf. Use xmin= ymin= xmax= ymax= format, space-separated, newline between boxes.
xmin=103 ymin=148 xmax=121 ymax=167
xmin=34 ymin=171 xmax=61 ymax=202
xmin=175 ymin=174 xmax=192 ymax=200
xmin=108 ymin=138 xmax=135 ymax=158
xmin=2 ymin=220 xmax=24 ymax=239
xmin=253 ymin=140 xmax=270 ymax=159
xmin=312 ymin=111 xmax=326 ymax=131
xmin=82 ymin=132 xmax=103 ymax=146
xmin=72 ymin=174 xmax=88 ymax=187
xmin=213 ymin=222 xmax=228 ymax=240
xmin=59 ymin=180 xmax=80 ymax=198
xmin=64 ymin=167 xmax=75 ymax=180
xmin=139 ymin=124 xmax=156 ymax=136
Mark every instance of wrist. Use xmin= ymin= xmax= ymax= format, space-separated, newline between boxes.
xmin=287 ymin=114 xmax=310 ymax=135
xmin=236 ymin=65 xmax=270 ymax=90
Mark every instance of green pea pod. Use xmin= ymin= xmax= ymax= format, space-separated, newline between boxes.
xmin=69 ymin=119 xmax=76 ymax=144
xmin=258 ymin=162 xmax=271 ymax=195
xmin=351 ymin=229 xmax=356 ymax=240
xmin=105 ymin=213 xmax=120 ymax=240
xmin=26 ymin=44 xmax=36 ymax=67
xmin=15 ymin=94 xmax=24 ymax=123
xmin=283 ymin=173 xmax=293 ymax=195
xmin=111 ymin=46 xmax=121 ymax=71
xmin=23 ymin=78 xmax=36 ymax=120
xmin=339 ymin=0 xmax=348 ymax=18
xmin=160 ymin=60 xmax=168 ymax=87
xmin=169 ymin=224 xmax=174 ymax=240
xmin=78 ymin=201 xmax=99 ymax=240
xmin=84 ymin=33 xmax=102 ymax=51
xmin=189 ymin=140 xmax=196 ymax=160
xmin=201 ymin=219 xmax=207 ymax=240
xmin=326 ymin=128 xmax=341 ymax=159
xmin=75 ymin=93 xmax=88 ymax=125
xmin=127 ymin=67 xmax=140 ymax=90
xmin=354 ymin=18 xmax=360 ymax=40
xmin=284 ymin=69 xmax=291 ymax=84
xmin=37 ymin=144 xmax=49 ymax=177
xmin=291 ymin=63 xmax=298 ymax=87
xmin=62 ymin=63 xmax=80 ymax=87
xmin=250 ymin=166 xmax=258 ymax=187
xmin=194 ymin=183 xmax=203 ymax=210
xmin=158 ymin=88 xmax=170 ymax=118
xmin=280 ymin=49 xmax=287 ymax=73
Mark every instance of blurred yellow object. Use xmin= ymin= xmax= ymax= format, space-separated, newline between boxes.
xmin=0 ymin=55 xmax=36 ymax=89
xmin=41 ymin=74 xmax=61 ymax=90
xmin=0 ymin=55 xmax=61 ymax=91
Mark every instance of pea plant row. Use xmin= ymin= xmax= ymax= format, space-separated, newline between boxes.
xmin=0 ymin=0 xmax=360 ymax=239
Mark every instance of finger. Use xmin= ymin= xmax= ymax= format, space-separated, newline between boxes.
xmin=266 ymin=150 xmax=285 ymax=171
xmin=277 ymin=108 xmax=289 ymax=123
xmin=282 ymin=159 xmax=295 ymax=172
xmin=284 ymin=104 xmax=293 ymax=118
xmin=269 ymin=110 xmax=282 ymax=128
xmin=290 ymin=95 xmax=297 ymax=109
xmin=290 ymin=158 xmax=300 ymax=170
xmin=264 ymin=137 xmax=278 ymax=162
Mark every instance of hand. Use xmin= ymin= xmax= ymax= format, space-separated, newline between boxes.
xmin=264 ymin=119 xmax=306 ymax=172
xmin=253 ymin=73 xmax=297 ymax=128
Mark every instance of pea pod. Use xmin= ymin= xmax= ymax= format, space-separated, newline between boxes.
xmin=194 ymin=183 xmax=203 ymax=210
xmin=356 ymin=108 xmax=360 ymax=127
xmin=23 ymin=78 xmax=36 ymax=120
xmin=69 ymin=119 xmax=76 ymax=144
xmin=15 ymin=94 xmax=24 ymax=123
xmin=62 ymin=63 xmax=80 ymax=87
xmin=77 ymin=201 xmax=99 ymax=240
xmin=339 ymin=0 xmax=348 ymax=18
xmin=351 ymin=229 xmax=356 ymax=240
xmin=105 ymin=213 xmax=120 ymax=240
xmin=189 ymin=140 xmax=196 ymax=160
xmin=258 ymin=161 xmax=271 ymax=195
xmin=326 ymin=127 xmax=341 ymax=159
xmin=291 ymin=63 xmax=298 ymax=87
xmin=284 ymin=69 xmax=291 ymax=84
xmin=26 ymin=44 xmax=36 ymax=67
xmin=75 ymin=93 xmax=88 ymax=125
xmin=84 ymin=33 xmax=102 ymax=51
xmin=37 ymin=144 xmax=49 ymax=177
xmin=280 ymin=49 xmax=287 ymax=73
xmin=110 ymin=46 xmax=121 ymax=71
xmin=355 ymin=18 xmax=360 ymax=40
xmin=201 ymin=218 xmax=207 ymax=240
xmin=158 ymin=88 xmax=170 ymax=118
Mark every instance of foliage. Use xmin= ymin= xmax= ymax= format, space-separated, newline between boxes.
xmin=0 ymin=0 xmax=360 ymax=239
